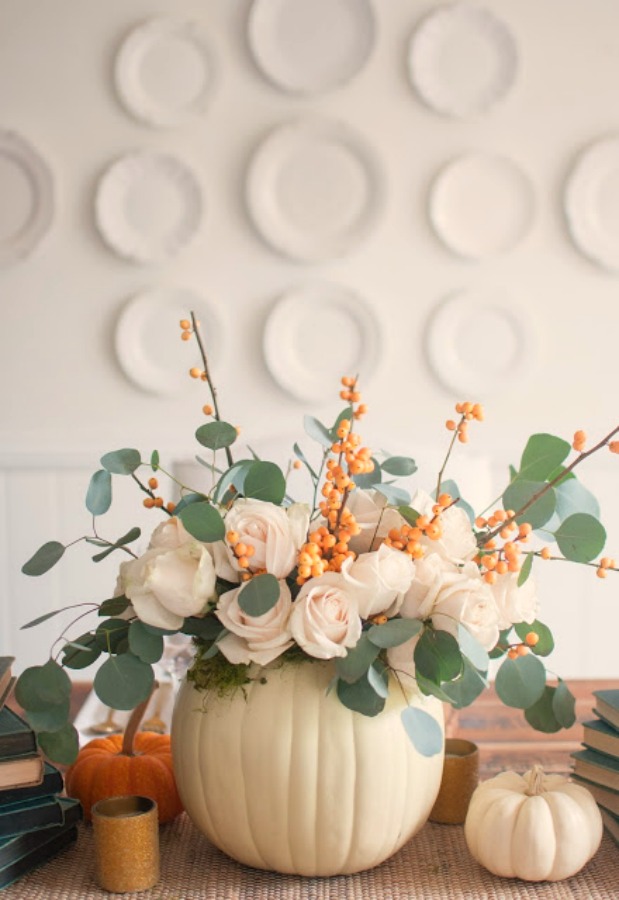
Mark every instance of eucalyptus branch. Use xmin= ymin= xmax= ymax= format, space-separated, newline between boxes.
xmin=91 ymin=521 xmax=139 ymax=558
xmin=480 ymin=424 xmax=619 ymax=546
xmin=191 ymin=310 xmax=234 ymax=469
xmin=130 ymin=473 xmax=172 ymax=518
xmin=522 ymin=549 xmax=618 ymax=572
xmin=50 ymin=605 xmax=103 ymax=661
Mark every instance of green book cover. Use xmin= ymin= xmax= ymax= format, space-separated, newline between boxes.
xmin=0 ymin=763 xmax=63 ymax=806
xmin=0 ymin=821 xmax=79 ymax=890
xmin=582 ymin=718 xmax=619 ymax=758
xmin=0 ymin=708 xmax=37 ymax=760
xmin=572 ymin=747 xmax=619 ymax=791
xmin=593 ymin=689 xmax=619 ymax=732
xmin=0 ymin=793 xmax=65 ymax=839
xmin=0 ymin=798 xmax=81 ymax=871
xmin=0 ymin=659 xmax=14 ymax=700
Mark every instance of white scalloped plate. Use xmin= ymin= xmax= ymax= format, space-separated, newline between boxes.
xmin=246 ymin=118 xmax=383 ymax=262
xmin=425 ymin=289 xmax=537 ymax=396
xmin=247 ymin=0 xmax=375 ymax=95
xmin=114 ymin=17 xmax=216 ymax=127
xmin=408 ymin=4 xmax=518 ymax=118
xmin=0 ymin=130 xmax=54 ymax=266
xmin=95 ymin=151 xmax=203 ymax=263
xmin=115 ymin=288 xmax=222 ymax=395
xmin=263 ymin=283 xmax=381 ymax=402
xmin=429 ymin=153 xmax=535 ymax=258
xmin=564 ymin=135 xmax=619 ymax=271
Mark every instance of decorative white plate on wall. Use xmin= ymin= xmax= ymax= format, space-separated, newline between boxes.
xmin=408 ymin=4 xmax=518 ymax=118
xmin=425 ymin=289 xmax=536 ymax=396
xmin=246 ymin=118 xmax=383 ymax=262
xmin=564 ymin=135 xmax=619 ymax=271
xmin=429 ymin=153 xmax=535 ymax=259
xmin=0 ymin=130 xmax=54 ymax=266
xmin=114 ymin=17 xmax=216 ymax=127
xmin=247 ymin=0 xmax=375 ymax=95
xmin=263 ymin=283 xmax=381 ymax=402
xmin=95 ymin=151 xmax=203 ymax=264
xmin=115 ymin=288 xmax=222 ymax=395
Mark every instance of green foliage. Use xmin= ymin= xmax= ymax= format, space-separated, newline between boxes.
xmin=518 ymin=434 xmax=571 ymax=481
xmin=86 ymin=469 xmax=112 ymax=516
xmin=514 ymin=620 xmax=554 ymax=656
xmin=457 ymin=624 xmax=490 ymax=672
xmin=129 ymin=621 xmax=165 ymax=664
xmin=352 ymin=461 xmax=382 ymax=488
xmin=243 ymin=461 xmax=286 ymax=504
xmin=374 ymin=483 xmax=411 ymax=505
xmin=237 ymin=573 xmax=280 ymax=617
xmin=90 ymin=527 xmax=141 ymax=563
xmin=400 ymin=706 xmax=443 ymax=756
xmin=554 ymin=513 xmax=606 ymax=562
xmin=15 ymin=660 xmax=71 ymax=712
xmin=21 ymin=541 xmax=65 ymax=576
xmin=336 ymin=672 xmax=385 ymax=717
xmin=441 ymin=658 xmax=488 ymax=709
xmin=502 ymin=479 xmax=556 ymax=528
xmin=195 ymin=421 xmax=238 ymax=451
xmin=178 ymin=500 xmax=226 ymax=542
xmin=100 ymin=448 xmax=141 ymax=475
xmin=381 ymin=456 xmax=417 ymax=477
xmin=213 ymin=459 xmax=254 ymax=503
xmin=303 ymin=415 xmax=332 ymax=448
xmin=367 ymin=618 xmax=422 ymax=649
xmin=98 ymin=595 xmax=130 ymax=617
xmin=495 ymin=654 xmax=546 ymax=709
xmin=94 ymin=653 xmax=154 ymax=709
xmin=62 ymin=632 xmax=101 ymax=669
xmin=335 ymin=634 xmax=380 ymax=683
xmin=414 ymin=629 xmax=463 ymax=684
xmin=434 ymin=479 xmax=475 ymax=523
xmin=37 ymin=724 xmax=80 ymax=766
xmin=524 ymin=686 xmax=563 ymax=733
xmin=398 ymin=505 xmax=420 ymax=526
xmin=95 ymin=618 xmax=129 ymax=654
xmin=517 ymin=552 xmax=533 ymax=586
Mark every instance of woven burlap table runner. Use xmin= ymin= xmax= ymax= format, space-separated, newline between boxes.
xmin=2 ymin=814 xmax=617 ymax=899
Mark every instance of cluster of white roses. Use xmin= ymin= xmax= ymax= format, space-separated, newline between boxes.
xmin=118 ymin=488 xmax=539 ymax=675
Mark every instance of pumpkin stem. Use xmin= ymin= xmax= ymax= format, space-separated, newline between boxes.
xmin=524 ymin=764 xmax=546 ymax=796
xmin=121 ymin=681 xmax=159 ymax=757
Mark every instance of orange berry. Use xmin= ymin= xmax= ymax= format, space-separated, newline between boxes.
xmin=143 ymin=497 xmax=155 ymax=508
xmin=525 ymin=632 xmax=539 ymax=647
xmin=148 ymin=477 xmax=158 ymax=489
xmin=189 ymin=367 xmax=202 ymax=379
xmin=540 ymin=547 xmax=551 ymax=560
xmin=600 ymin=557 xmax=612 ymax=568
xmin=179 ymin=319 xmax=191 ymax=330
xmin=166 ymin=501 xmax=176 ymax=513
xmin=458 ymin=431 xmax=469 ymax=443
xmin=292 ymin=460 xmax=302 ymax=470
xmin=200 ymin=373 xmax=208 ymax=382
xmin=483 ymin=571 xmax=497 ymax=584
xmin=446 ymin=419 xmax=456 ymax=431
xmin=341 ymin=376 xmax=355 ymax=387
xmin=496 ymin=560 xmax=508 ymax=575
xmin=237 ymin=556 xmax=249 ymax=569
xmin=181 ymin=330 xmax=191 ymax=341
xmin=438 ymin=493 xmax=452 ymax=507
xmin=475 ymin=516 xmax=487 ymax=528
xmin=226 ymin=531 xmax=239 ymax=544
xmin=518 ymin=523 xmax=533 ymax=538
xmin=517 ymin=644 xmax=529 ymax=657
xmin=507 ymin=648 xmax=518 ymax=660
xmin=154 ymin=497 xmax=164 ymax=508
xmin=596 ymin=567 xmax=607 ymax=579
xmin=202 ymin=404 xmax=213 ymax=416
xmin=609 ymin=441 xmax=619 ymax=454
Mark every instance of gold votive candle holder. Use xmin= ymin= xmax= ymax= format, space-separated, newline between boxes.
xmin=92 ymin=795 xmax=159 ymax=893
xmin=429 ymin=738 xmax=479 ymax=825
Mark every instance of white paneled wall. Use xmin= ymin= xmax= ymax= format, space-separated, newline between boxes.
xmin=1 ymin=0 xmax=619 ymax=680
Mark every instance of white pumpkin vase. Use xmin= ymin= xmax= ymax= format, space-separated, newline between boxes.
xmin=171 ymin=660 xmax=444 ymax=876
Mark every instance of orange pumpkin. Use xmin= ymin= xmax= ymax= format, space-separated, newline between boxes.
xmin=65 ymin=686 xmax=184 ymax=823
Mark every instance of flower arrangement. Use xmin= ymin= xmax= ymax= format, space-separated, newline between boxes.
xmin=14 ymin=313 xmax=619 ymax=765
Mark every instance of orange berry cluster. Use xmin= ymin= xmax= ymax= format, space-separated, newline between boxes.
xmin=225 ymin=530 xmax=256 ymax=575
xmin=609 ymin=441 xmax=619 ymax=454
xmin=572 ymin=429 xmax=586 ymax=452
xmin=474 ymin=510 xmax=532 ymax=584
xmin=506 ymin=631 xmax=539 ymax=659
xmin=339 ymin=376 xmax=368 ymax=420
xmin=383 ymin=493 xmax=453 ymax=560
xmin=596 ymin=556 xmax=616 ymax=579
xmin=445 ymin=401 xmax=484 ymax=444
xmin=142 ymin=476 xmax=176 ymax=513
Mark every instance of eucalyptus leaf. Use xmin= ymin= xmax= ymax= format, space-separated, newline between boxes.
xmin=542 ymin=476 xmax=600 ymax=534
xmin=554 ymin=513 xmax=606 ymax=563
xmin=414 ymin=629 xmax=463 ymax=684
xmin=182 ymin=616 xmax=224 ymax=640
xmin=20 ymin=606 xmax=72 ymax=629
xmin=173 ymin=493 xmax=206 ymax=516
xmin=37 ymin=724 xmax=80 ymax=766
xmin=213 ymin=459 xmax=254 ymax=503
xmin=86 ymin=469 xmax=112 ymax=516
xmin=514 ymin=620 xmax=554 ymax=657
xmin=400 ymin=706 xmax=443 ymax=756
xmin=517 ymin=552 xmax=533 ymax=587
xmin=15 ymin=660 xmax=71 ymax=711
xmin=398 ymin=506 xmax=420 ymax=527
xmin=335 ymin=634 xmax=380 ymax=683
xmin=374 ymin=483 xmax=411 ymax=506
xmin=150 ymin=450 xmax=160 ymax=471
xmin=100 ymin=448 xmax=141 ymax=475
xmin=93 ymin=654 xmax=154 ymax=710
xmin=178 ymin=501 xmax=225 ymax=542
xmin=98 ymin=595 xmax=130 ymax=617
xmin=62 ymin=632 xmax=101 ymax=669
xmin=336 ymin=673 xmax=385 ymax=717
xmin=21 ymin=541 xmax=65 ymax=577
xmin=503 ymin=478 xmax=556 ymax=529
xmin=441 ymin=658 xmax=488 ymax=709
xmin=243 ymin=461 xmax=286 ymax=504
xmin=24 ymin=697 xmax=70 ymax=732
xmin=457 ymin=624 xmax=490 ymax=672
xmin=237 ymin=573 xmax=280 ymax=617
xmin=352 ymin=461 xmax=382 ymax=488
xmin=368 ymin=618 xmax=422 ymax=649
xmin=304 ymin=415 xmax=332 ymax=448
xmin=524 ymin=686 xmax=562 ymax=733
xmin=552 ymin=679 xmax=576 ymax=728
xmin=518 ymin=434 xmax=570 ymax=482
xmin=129 ymin=621 xmax=165 ymax=664
xmin=195 ymin=421 xmax=238 ymax=452
xmin=380 ymin=456 xmax=417 ymax=477
xmin=367 ymin=661 xmax=389 ymax=699
xmin=495 ymin=654 xmax=546 ymax=709
xmin=95 ymin=618 xmax=130 ymax=654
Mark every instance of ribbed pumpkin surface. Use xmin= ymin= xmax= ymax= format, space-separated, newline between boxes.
xmin=65 ymin=731 xmax=184 ymax=823
xmin=172 ymin=661 xmax=444 ymax=875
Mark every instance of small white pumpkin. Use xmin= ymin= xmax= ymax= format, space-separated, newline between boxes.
xmin=464 ymin=764 xmax=603 ymax=881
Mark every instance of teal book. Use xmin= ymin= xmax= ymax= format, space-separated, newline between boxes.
xmin=600 ymin=808 xmax=619 ymax=846
xmin=571 ymin=747 xmax=619 ymax=792
xmin=0 ymin=659 xmax=14 ymax=706
xmin=582 ymin=718 xmax=619 ymax=759
xmin=571 ymin=773 xmax=619 ymax=816
xmin=0 ymin=799 xmax=81 ymax=889
xmin=593 ymin=689 xmax=619 ymax=733
xmin=0 ymin=708 xmax=37 ymax=759
xmin=0 ymin=763 xmax=63 ymax=806
xmin=0 ymin=793 xmax=65 ymax=839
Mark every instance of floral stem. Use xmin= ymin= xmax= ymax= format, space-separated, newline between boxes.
xmin=121 ymin=681 xmax=158 ymax=756
xmin=436 ymin=418 xmax=462 ymax=499
xmin=522 ymin=549 xmax=618 ymax=572
xmin=480 ymin=424 xmax=619 ymax=546
xmin=191 ymin=311 xmax=234 ymax=469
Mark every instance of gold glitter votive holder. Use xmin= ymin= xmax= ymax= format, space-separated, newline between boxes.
xmin=429 ymin=738 xmax=479 ymax=825
xmin=92 ymin=795 xmax=159 ymax=893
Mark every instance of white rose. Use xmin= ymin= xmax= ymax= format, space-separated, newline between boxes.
xmin=290 ymin=573 xmax=362 ymax=659
xmin=412 ymin=489 xmax=477 ymax=563
xmin=122 ymin=542 xmax=217 ymax=630
xmin=341 ymin=545 xmax=416 ymax=618
xmin=491 ymin=572 xmax=538 ymax=630
xmin=216 ymin=581 xmax=294 ymax=666
xmin=148 ymin=517 xmax=193 ymax=550
xmin=345 ymin=489 xmax=406 ymax=553
xmin=218 ymin=499 xmax=309 ymax=580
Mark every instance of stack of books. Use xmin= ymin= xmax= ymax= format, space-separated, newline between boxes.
xmin=571 ymin=688 xmax=619 ymax=845
xmin=0 ymin=657 xmax=82 ymax=889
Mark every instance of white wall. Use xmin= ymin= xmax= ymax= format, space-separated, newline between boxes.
xmin=1 ymin=0 xmax=618 ymax=679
